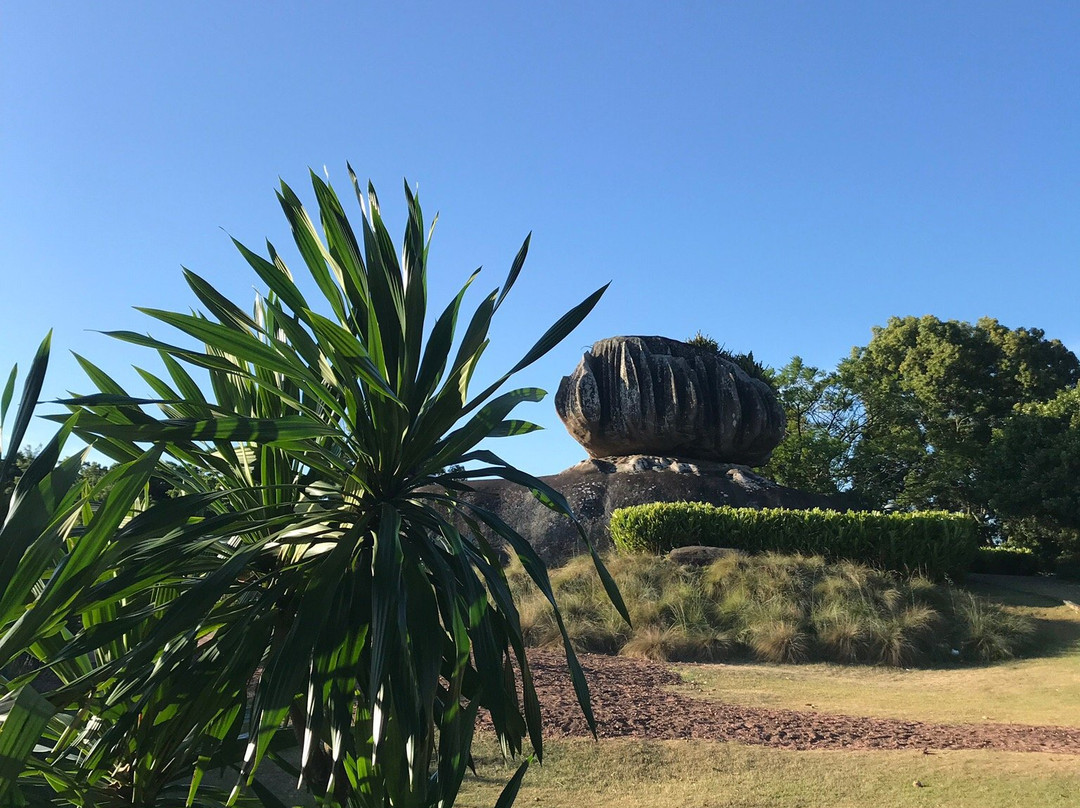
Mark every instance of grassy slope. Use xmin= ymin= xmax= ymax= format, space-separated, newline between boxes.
xmin=460 ymin=575 xmax=1080 ymax=808
xmin=675 ymin=575 xmax=1080 ymax=727
xmin=514 ymin=552 xmax=1042 ymax=667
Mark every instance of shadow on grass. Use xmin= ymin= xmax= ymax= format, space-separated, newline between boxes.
xmin=964 ymin=573 xmax=1080 ymax=606
xmin=962 ymin=573 xmax=1080 ymax=659
xmin=1028 ymin=616 xmax=1080 ymax=658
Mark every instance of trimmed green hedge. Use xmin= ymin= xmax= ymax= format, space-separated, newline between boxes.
xmin=1057 ymin=553 xmax=1080 ymax=580
xmin=969 ymin=546 xmax=1041 ymax=576
xmin=608 ymin=503 xmax=979 ymax=579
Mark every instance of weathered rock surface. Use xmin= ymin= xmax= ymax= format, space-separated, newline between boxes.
xmin=459 ymin=456 xmax=839 ymax=564
xmin=666 ymin=545 xmax=746 ymax=567
xmin=555 ymin=336 xmax=786 ymax=466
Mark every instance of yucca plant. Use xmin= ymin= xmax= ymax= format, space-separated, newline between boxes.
xmin=0 ymin=338 xmax=266 ymax=807
xmin=0 ymin=341 xmax=221 ymax=803
xmin=0 ymin=335 xmax=65 ymax=805
xmin=61 ymin=168 xmax=627 ymax=807
xmin=0 ymin=335 xmax=123 ymax=806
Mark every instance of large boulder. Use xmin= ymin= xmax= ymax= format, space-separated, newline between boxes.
xmin=555 ymin=336 xmax=785 ymax=466
xmin=460 ymin=456 xmax=840 ymax=565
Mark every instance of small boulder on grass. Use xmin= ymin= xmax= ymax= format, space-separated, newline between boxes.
xmin=667 ymin=546 xmax=747 ymax=567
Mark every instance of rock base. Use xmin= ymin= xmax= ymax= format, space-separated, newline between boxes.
xmin=459 ymin=455 xmax=843 ymax=564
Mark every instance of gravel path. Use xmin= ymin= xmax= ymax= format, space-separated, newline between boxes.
xmin=505 ymin=650 xmax=1080 ymax=754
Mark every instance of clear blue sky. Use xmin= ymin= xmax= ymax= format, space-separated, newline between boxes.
xmin=3 ymin=2 xmax=1078 ymax=475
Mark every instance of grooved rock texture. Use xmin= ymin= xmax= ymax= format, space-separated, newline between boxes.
xmin=555 ymin=336 xmax=786 ymax=466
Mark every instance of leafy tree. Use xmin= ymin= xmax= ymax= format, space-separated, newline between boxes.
xmin=0 ymin=445 xmax=39 ymax=502
xmin=1 ymin=444 xmax=114 ymax=500
xmin=761 ymin=357 xmax=860 ymax=495
xmin=989 ymin=386 xmax=1080 ymax=560
xmin=839 ymin=315 xmax=1079 ymax=516
xmin=78 ymin=459 xmax=112 ymax=490
xmin=61 ymin=169 xmax=627 ymax=807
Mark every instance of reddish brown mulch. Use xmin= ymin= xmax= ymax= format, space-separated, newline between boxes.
xmin=491 ymin=650 xmax=1080 ymax=754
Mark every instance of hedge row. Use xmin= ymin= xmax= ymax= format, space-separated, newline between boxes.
xmin=1057 ymin=553 xmax=1080 ymax=580
xmin=969 ymin=546 xmax=1041 ymax=576
xmin=609 ymin=503 xmax=979 ymax=579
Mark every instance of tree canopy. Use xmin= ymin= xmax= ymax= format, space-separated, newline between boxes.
xmin=988 ymin=386 xmax=1080 ymax=559
xmin=755 ymin=316 xmax=1080 ymax=561
xmin=761 ymin=357 xmax=859 ymax=496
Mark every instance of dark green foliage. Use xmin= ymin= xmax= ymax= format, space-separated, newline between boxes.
xmin=78 ymin=460 xmax=112 ymax=490
xmin=609 ymin=503 xmax=979 ymax=579
xmin=0 ymin=339 xmax=235 ymax=806
xmin=3 ymin=444 xmax=115 ymax=501
xmin=510 ymin=552 xmax=1035 ymax=666
xmin=990 ymin=387 xmax=1080 ymax=552
xmin=996 ymin=518 xmax=1080 ymax=572
xmin=840 ymin=315 xmax=1079 ymax=515
xmin=9 ymin=171 xmax=624 ymax=807
xmin=1056 ymin=553 xmax=1080 ymax=580
xmin=969 ymin=546 xmax=1041 ymax=576
xmin=684 ymin=331 xmax=773 ymax=388
xmin=759 ymin=316 xmax=1080 ymax=563
xmin=761 ymin=357 xmax=861 ymax=494
xmin=721 ymin=348 xmax=772 ymax=388
xmin=685 ymin=330 xmax=719 ymax=353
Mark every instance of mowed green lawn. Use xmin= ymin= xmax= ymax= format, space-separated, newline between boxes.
xmin=458 ymin=575 xmax=1080 ymax=808
xmin=460 ymin=740 xmax=1080 ymax=808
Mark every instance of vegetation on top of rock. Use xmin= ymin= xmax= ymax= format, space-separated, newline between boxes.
xmin=686 ymin=330 xmax=773 ymax=387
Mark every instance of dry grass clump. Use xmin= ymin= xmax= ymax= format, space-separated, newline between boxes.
xmin=508 ymin=552 xmax=1035 ymax=666
xmin=621 ymin=626 xmax=737 ymax=662
xmin=953 ymin=592 xmax=1037 ymax=661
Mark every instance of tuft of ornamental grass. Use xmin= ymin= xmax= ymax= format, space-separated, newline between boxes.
xmin=952 ymin=592 xmax=1037 ymax=662
xmin=509 ymin=552 xmax=1035 ymax=667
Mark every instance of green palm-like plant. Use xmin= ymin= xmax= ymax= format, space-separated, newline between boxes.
xmin=64 ymin=168 xmax=627 ymax=807
xmin=0 ymin=338 xmax=293 ymax=807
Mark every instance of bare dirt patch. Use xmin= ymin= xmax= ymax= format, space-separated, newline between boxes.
xmin=501 ymin=650 xmax=1080 ymax=754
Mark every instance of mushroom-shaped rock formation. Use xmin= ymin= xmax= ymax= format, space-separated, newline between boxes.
xmin=555 ymin=336 xmax=786 ymax=466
